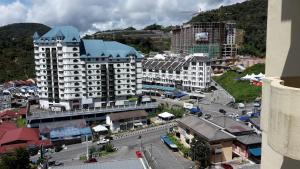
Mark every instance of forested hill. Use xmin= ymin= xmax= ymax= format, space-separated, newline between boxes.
xmin=0 ymin=23 xmax=50 ymax=83
xmin=190 ymin=0 xmax=267 ymax=57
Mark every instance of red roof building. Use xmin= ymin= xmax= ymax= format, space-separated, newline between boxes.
xmin=0 ymin=127 xmax=52 ymax=154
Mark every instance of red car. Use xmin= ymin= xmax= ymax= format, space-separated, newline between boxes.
xmin=222 ymin=163 xmax=233 ymax=169
xmin=84 ymin=158 xmax=97 ymax=163
xmin=135 ymin=151 xmax=143 ymax=158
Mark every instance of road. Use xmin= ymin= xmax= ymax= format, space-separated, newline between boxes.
xmin=47 ymin=123 xmax=194 ymax=169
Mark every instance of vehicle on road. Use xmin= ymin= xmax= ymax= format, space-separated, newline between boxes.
xmin=203 ymin=114 xmax=212 ymax=119
xmin=84 ymin=158 xmax=97 ymax=163
xmin=238 ymin=103 xmax=245 ymax=109
xmin=219 ymin=109 xmax=227 ymax=114
xmin=195 ymin=89 xmax=203 ymax=94
xmin=97 ymin=138 xmax=110 ymax=145
xmin=160 ymin=135 xmax=178 ymax=151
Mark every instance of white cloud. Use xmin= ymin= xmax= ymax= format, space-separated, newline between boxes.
xmin=0 ymin=1 xmax=28 ymax=26
xmin=0 ymin=0 xmax=246 ymax=34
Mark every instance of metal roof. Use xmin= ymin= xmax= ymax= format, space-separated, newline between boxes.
xmin=108 ymin=110 xmax=147 ymax=121
xmin=80 ymin=39 xmax=142 ymax=59
xmin=208 ymin=116 xmax=253 ymax=134
xmin=236 ymin=134 xmax=261 ymax=145
xmin=39 ymin=26 xmax=80 ymax=42
xmin=178 ymin=116 xmax=235 ymax=142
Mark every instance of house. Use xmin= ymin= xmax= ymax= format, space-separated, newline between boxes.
xmin=106 ymin=110 xmax=148 ymax=132
xmin=177 ymin=116 xmax=235 ymax=163
xmin=0 ymin=127 xmax=51 ymax=154
xmin=207 ymin=116 xmax=262 ymax=163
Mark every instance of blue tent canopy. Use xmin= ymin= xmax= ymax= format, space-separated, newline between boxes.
xmin=190 ymin=107 xmax=201 ymax=113
xmin=239 ymin=115 xmax=250 ymax=122
xmin=50 ymin=127 xmax=92 ymax=140
xmin=249 ymin=147 xmax=261 ymax=157
xmin=175 ymin=92 xmax=187 ymax=98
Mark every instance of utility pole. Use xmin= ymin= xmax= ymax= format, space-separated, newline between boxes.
xmin=86 ymin=135 xmax=89 ymax=160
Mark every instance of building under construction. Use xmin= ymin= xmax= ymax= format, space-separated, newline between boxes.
xmin=171 ymin=22 xmax=237 ymax=58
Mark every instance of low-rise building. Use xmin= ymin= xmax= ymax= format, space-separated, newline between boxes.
xmin=207 ymin=116 xmax=262 ymax=163
xmin=106 ymin=110 xmax=148 ymax=132
xmin=142 ymin=53 xmax=211 ymax=92
xmin=176 ymin=116 xmax=235 ymax=163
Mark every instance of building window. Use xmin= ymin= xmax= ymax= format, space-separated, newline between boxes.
xmin=73 ymin=59 xmax=78 ymax=63
xmin=89 ymin=93 xmax=92 ymax=96
xmin=88 ymin=65 xmax=91 ymax=68
xmin=88 ymin=76 xmax=92 ymax=79
xmin=88 ymin=70 xmax=92 ymax=74
xmin=74 ymin=77 xmax=79 ymax=80
xmin=117 ymin=64 xmax=120 ymax=67
xmin=74 ymin=65 xmax=78 ymax=68
xmin=118 ymin=80 xmax=121 ymax=83
xmin=118 ymin=91 xmax=121 ymax=94
xmin=127 ymin=90 xmax=130 ymax=93
xmin=89 ymin=87 xmax=92 ymax=90
xmin=73 ymin=47 xmax=78 ymax=51
xmin=74 ymin=71 xmax=79 ymax=74
xmin=117 ymin=69 xmax=120 ymax=72
xmin=73 ymin=53 xmax=78 ymax=57
xmin=75 ymin=88 xmax=80 ymax=92
xmin=75 ymin=82 xmax=79 ymax=86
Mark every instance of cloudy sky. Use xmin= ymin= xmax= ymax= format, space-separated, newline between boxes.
xmin=0 ymin=0 xmax=245 ymax=34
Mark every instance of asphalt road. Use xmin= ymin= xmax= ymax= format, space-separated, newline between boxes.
xmin=47 ymin=123 xmax=194 ymax=169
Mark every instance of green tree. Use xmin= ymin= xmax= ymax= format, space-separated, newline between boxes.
xmin=0 ymin=148 xmax=31 ymax=169
xmin=190 ymin=137 xmax=211 ymax=168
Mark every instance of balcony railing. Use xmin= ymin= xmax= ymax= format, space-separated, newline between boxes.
xmin=262 ymin=77 xmax=300 ymax=160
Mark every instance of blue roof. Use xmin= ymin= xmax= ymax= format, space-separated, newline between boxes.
xmin=38 ymin=26 xmax=80 ymax=42
xmin=80 ymin=39 xmax=143 ymax=59
xmin=50 ymin=127 xmax=92 ymax=140
xmin=239 ymin=115 xmax=250 ymax=122
xmin=249 ymin=147 xmax=261 ymax=157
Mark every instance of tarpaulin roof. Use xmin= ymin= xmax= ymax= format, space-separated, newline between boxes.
xmin=190 ymin=107 xmax=201 ymax=113
xmin=249 ymin=147 xmax=261 ymax=157
xmin=50 ymin=127 xmax=91 ymax=139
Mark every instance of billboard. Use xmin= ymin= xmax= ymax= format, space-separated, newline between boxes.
xmin=195 ymin=32 xmax=209 ymax=42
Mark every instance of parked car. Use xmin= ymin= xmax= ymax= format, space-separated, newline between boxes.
xmin=203 ymin=114 xmax=212 ymax=119
xmin=219 ymin=109 xmax=227 ymax=114
xmin=97 ymin=138 xmax=110 ymax=145
xmin=85 ymin=158 xmax=97 ymax=163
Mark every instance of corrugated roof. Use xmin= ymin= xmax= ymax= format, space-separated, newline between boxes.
xmin=108 ymin=110 xmax=147 ymax=121
xmin=178 ymin=116 xmax=235 ymax=142
xmin=0 ymin=128 xmax=39 ymax=145
xmin=208 ymin=116 xmax=253 ymax=134
xmin=236 ymin=134 xmax=261 ymax=145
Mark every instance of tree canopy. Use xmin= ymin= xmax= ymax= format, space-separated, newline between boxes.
xmin=190 ymin=137 xmax=211 ymax=168
xmin=0 ymin=23 xmax=50 ymax=83
xmin=0 ymin=147 xmax=31 ymax=169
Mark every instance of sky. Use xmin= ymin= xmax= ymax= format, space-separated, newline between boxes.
xmin=0 ymin=0 xmax=246 ymax=34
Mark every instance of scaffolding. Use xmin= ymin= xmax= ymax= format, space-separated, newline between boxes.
xmin=189 ymin=44 xmax=221 ymax=59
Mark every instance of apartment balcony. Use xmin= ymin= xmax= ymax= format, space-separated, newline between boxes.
xmin=263 ymin=77 xmax=300 ymax=160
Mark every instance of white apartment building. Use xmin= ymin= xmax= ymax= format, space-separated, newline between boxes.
xmin=142 ymin=53 xmax=211 ymax=91
xmin=33 ymin=26 xmax=143 ymax=111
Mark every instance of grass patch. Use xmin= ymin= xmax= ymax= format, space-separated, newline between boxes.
xmin=167 ymin=133 xmax=190 ymax=157
xmin=213 ymin=63 xmax=265 ymax=102
xmin=16 ymin=118 xmax=26 ymax=128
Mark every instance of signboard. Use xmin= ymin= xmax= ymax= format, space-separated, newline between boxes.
xmin=195 ymin=32 xmax=209 ymax=42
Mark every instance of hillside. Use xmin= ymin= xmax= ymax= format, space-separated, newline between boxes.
xmin=190 ymin=0 xmax=267 ymax=57
xmin=85 ymin=24 xmax=171 ymax=54
xmin=0 ymin=23 xmax=50 ymax=83
xmin=213 ymin=64 xmax=265 ymax=102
